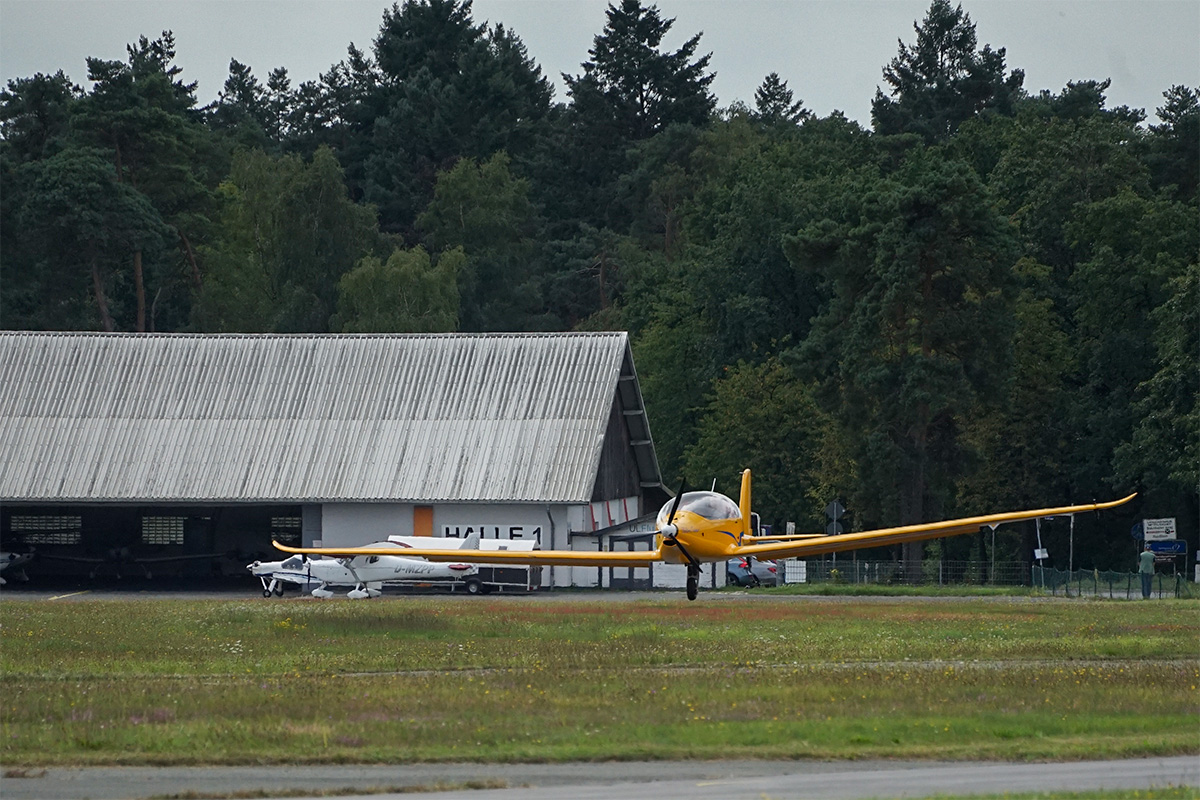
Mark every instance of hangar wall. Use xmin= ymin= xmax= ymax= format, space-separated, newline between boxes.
xmin=1 ymin=332 xmax=668 ymax=590
xmin=317 ymin=500 xmax=651 ymax=589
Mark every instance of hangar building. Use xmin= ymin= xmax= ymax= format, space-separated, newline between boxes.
xmin=0 ymin=331 xmax=673 ymax=589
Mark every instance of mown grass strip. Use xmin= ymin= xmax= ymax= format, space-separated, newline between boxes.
xmin=2 ymin=596 xmax=1196 ymax=765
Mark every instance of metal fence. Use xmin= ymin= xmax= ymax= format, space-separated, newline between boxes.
xmin=780 ymin=558 xmax=1195 ymax=598
xmin=1031 ymin=566 xmax=1195 ymax=599
xmin=783 ymin=559 xmax=1030 ymax=586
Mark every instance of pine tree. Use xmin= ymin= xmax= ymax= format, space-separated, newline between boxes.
xmin=753 ymin=72 xmax=809 ymax=125
xmin=872 ymin=0 xmax=1023 ymax=142
xmin=565 ymin=0 xmax=715 ymax=142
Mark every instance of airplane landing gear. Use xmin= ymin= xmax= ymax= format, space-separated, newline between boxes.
xmin=686 ymin=564 xmax=699 ymax=601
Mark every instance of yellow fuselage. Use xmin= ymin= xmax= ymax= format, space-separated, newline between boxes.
xmin=656 ymin=510 xmax=745 ymax=563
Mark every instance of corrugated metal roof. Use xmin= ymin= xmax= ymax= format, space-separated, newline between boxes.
xmin=0 ymin=332 xmax=660 ymax=504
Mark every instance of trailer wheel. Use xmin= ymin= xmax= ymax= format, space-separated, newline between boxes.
xmin=464 ymin=578 xmax=484 ymax=595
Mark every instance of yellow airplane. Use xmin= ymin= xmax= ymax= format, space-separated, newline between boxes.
xmin=274 ymin=470 xmax=1136 ymax=600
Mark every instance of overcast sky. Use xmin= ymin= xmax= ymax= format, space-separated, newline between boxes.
xmin=1 ymin=0 xmax=1196 ymax=126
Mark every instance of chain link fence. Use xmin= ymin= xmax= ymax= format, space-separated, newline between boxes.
xmin=784 ymin=559 xmax=1029 ymax=586
xmin=1031 ymin=565 xmax=1195 ymax=599
xmin=779 ymin=558 xmax=1195 ymax=598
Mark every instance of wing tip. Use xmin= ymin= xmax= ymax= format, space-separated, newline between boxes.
xmin=1097 ymin=492 xmax=1138 ymax=511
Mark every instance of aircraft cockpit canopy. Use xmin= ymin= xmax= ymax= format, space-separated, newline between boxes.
xmin=281 ymin=555 xmax=304 ymax=569
xmin=657 ymin=491 xmax=741 ymax=525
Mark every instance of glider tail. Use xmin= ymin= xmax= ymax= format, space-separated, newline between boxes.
xmin=739 ymin=469 xmax=752 ymax=539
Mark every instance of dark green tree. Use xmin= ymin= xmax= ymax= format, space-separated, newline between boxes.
xmin=195 ymin=147 xmax=380 ymax=332
xmin=206 ymin=58 xmax=273 ymax=150
xmin=872 ymin=0 xmax=1024 ymax=142
xmin=1024 ymin=78 xmax=1145 ymax=125
xmin=11 ymin=148 xmax=172 ymax=331
xmin=37 ymin=32 xmax=217 ymax=331
xmin=787 ymin=150 xmax=1017 ymax=575
xmin=753 ymin=72 xmax=809 ymax=126
xmin=263 ymin=67 xmax=294 ymax=144
xmin=0 ymin=71 xmax=79 ymax=163
xmin=629 ymin=270 xmax=720 ymax=482
xmin=956 ymin=258 xmax=1074 ymax=519
xmin=1147 ymin=85 xmax=1199 ymax=201
xmin=0 ymin=71 xmax=84 ymax=328
xmin=1114 ymin=261 xmax=1199 ymax=502
xmin=565 ymin=0 xmax=715 ymax=142
xmin=546 ymin=0 xmax=714 ymax=236
xmin=674 ymin=112 xmax=874 ymax=363
xmin=1064 ymin=190 xmax=1195 ymax=496
xmin=684 ymin=357 xmax=834 ymax=531
xmin=417 ymin=152 xmax=547 ymax=331
xmin=989 ymin=99 xmax=1149 ymax=279
xmin=358 ymin=1 xmax=552 ymax=236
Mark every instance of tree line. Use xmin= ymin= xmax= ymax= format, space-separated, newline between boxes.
xmin=2 ymin=0 xmax=1195 ymax=571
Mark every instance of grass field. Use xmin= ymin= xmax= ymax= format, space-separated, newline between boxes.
xmin=1 ymin=594 xmax=1196 ymax=766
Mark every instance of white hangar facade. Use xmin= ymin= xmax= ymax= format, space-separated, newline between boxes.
xmin=0 ymin=331 xmax=674 ymax=589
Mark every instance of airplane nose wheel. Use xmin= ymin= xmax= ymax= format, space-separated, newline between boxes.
xmin=686 ymin=565 xmax=699 ymax=601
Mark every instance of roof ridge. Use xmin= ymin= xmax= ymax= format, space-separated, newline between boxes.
xmin=0 ymin=330 xmax=628 ymax=340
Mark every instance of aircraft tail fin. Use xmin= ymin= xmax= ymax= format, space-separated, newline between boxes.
xmin=459 ymin=532 xmax=481 ymax=550
xmin=739 ymin=469 xmax=752 ymax=538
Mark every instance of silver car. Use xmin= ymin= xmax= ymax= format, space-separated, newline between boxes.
xmin=726 ymin=556 xmax=778 ymax=587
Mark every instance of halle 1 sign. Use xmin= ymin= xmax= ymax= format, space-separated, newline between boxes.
xmin=443 ymin=525 xmax=542 ymax=540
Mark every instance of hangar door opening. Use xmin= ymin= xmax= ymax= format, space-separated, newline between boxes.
xmin=608 ymin=537 xmax=652 ymax=590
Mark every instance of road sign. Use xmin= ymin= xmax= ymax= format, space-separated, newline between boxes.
xmin=825 ymin=500 xmax=845 ymax=535
xmin=1034 ymin=548 xmax=1049 ymax=560
xmin=1147 ymin=540 xmax=1187 ymax=556
xmin=1143 ymin=518 xmax=1177 ymax=541
xmin=1130 ymin=521 xmax=1144 ymax=541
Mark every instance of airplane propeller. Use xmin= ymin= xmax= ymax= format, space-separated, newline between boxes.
xmin=659 ymin=479 xmax=684 ymax=540
xmin=659 ymin=479 xmax=703 ymax=600
xmin=660 ymin=480 xmax=698 ymax=568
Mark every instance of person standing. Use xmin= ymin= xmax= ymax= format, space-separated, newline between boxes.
xmin=1139 ymin=543 xmax=1156 ymax=599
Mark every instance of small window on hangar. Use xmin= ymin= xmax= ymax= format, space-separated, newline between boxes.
xmin=11 ymin=514 xmax=82 ymax=545
xmin=142 ymin=516 xmax=185 ymax=545
xmin=271 ymin=516 xmax=302 ymax=545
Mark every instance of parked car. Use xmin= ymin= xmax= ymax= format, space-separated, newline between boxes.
xmin=726 ymin=556 xmax=778 ymax=587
